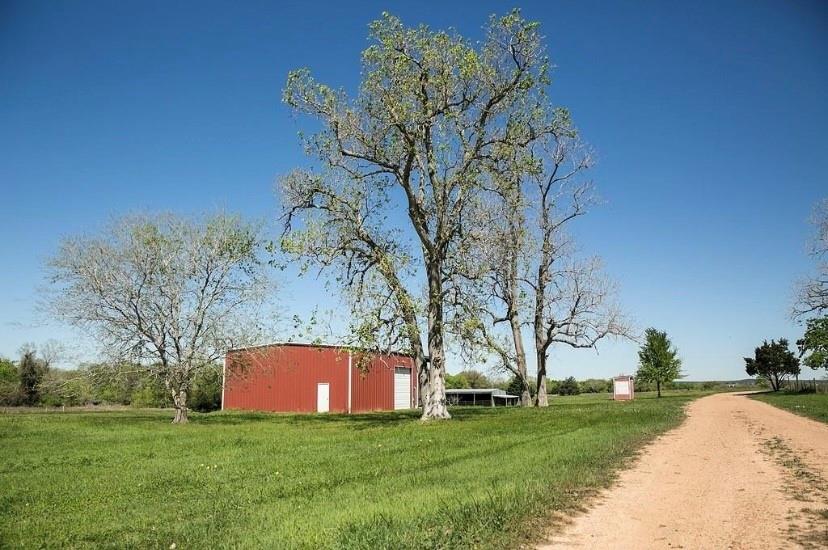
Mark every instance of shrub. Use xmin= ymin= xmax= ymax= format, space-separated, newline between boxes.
xmin=579 ymin=378 xmax=611 ymax=393
xmin=39 ymin=369 xmax=94 ymax=407
xmin=504 ymin=375 xmax=536 ymax=400
xmin=131 ymin=384 xmax=169 ymax=408
xmin=558 ymin=376 xmax=580 ymax=396
xmin=189 ymin=366 xmax=222 ymax=412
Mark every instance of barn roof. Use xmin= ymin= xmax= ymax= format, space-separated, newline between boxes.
xmin=226 ymin=341 xmax=414 ymax=358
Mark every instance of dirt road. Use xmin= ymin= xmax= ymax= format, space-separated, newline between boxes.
xmin=539 ymin=393 xmax=828 ymax=549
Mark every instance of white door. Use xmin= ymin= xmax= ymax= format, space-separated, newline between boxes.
xmin=394 ymin=367 xmax=411 ymax=410
xmin=317 ymin=383 xmax=330 ymax=413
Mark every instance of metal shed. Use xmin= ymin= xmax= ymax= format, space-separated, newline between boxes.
xmin=445 ymin=388 xmax=520 ymax=407
xmin=222 ymin=343 xmax=416 ymax=414
xmin=613 ymin=375 xmax=635 ymax=401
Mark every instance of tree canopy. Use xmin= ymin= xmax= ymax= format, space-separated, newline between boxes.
xmin=280 ymin=10 xmax=567 ymax=419
xmin=798 ymin=316 xmax=828 ymax=371
xmin=744 ymin=338 xmax=800 ymax=391
xmin=47 ymin=213 xmax=273 ymax=423
xmin=636 ymin=328 xmax=683 ymax=397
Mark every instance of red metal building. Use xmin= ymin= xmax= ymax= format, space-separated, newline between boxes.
xmin=222 ymin=343 xmax=417 ymax=414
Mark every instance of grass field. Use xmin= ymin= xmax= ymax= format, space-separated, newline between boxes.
xmin=1 ymin=393 xmax=700 ymax=549
xmin=750 ymin=391 xmax=828 ymax=424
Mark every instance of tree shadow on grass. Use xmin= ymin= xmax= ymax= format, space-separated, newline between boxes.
xmin=196 ymin=406 xmax=514 ymax=430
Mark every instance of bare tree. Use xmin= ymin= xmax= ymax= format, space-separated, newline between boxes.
xmin=527 ymin=135 xmax=630 ymax=406
xmin=450 ymin=176 xmax=534 ymax=406
xmin=280 ymin=11 xmax=558 ymax=420
xmin=793 ymin=199 xmax=828 ymax=320
xmin=46 ymin=213 xmax=273 ymax=423
xmin=457 ymin=122 xmax=630 ymax=407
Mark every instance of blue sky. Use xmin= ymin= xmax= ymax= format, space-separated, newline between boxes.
xmin=1 ymin=0 xmax=826 ymax=380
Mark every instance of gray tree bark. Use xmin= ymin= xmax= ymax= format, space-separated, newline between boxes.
xmin=535 ymin=349 xmax=549 ymax=407
xmin=422 ymin=261 xmax=450 ymax=420
xmin=172 ymin=388 xmax=188 ymax=424
xmin=509 ymin=315 xmax=532 ymax=406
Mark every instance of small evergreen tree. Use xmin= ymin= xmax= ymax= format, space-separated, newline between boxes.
xmin=18 ymin=348 xmax=47 ymax=406
xmin=636 ymin=328 xmax=683 ymax=398
xmin=506 ymin=374 xmax=537 ymax=398
xmin=745 ymin=338 xmax=800 ymax=391
xmin=558 ymin=376 xmax=580 ymax=396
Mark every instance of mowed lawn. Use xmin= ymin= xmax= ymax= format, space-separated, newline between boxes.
xmin=1 ymin=393 xmax=698 ymax=549
xmin=750 ymin=391 xmax=828 ymax=424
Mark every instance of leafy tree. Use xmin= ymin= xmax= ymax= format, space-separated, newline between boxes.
xmin=39 ymin=369 xmax=93 ymax=407
xmin=444 ymin=373 xmax=469 ymax=390
xmin=280 ymin=10 xmax=559 ymax=419
xmin=0 ymin=357 xmax=20 ymax=405
xmin=557 ymin=376 xmax=580 ymax=396
xmin=47 ymin=213 xmax=273 ymax=423
xmin=130 ymin=375 xmax=171 ymax=408
xmin=188 ymin=364 xmax=223 ymax=412
xmin=744 ymin=339 xmax=800 ymax=391
xmin=457 ymin=370 xmax=492 ymax=389
xmin=636 ymin=328 xmax=683 ymax=398
xmin=505 ymin=375 xmax=523 ymax=396
xmin=18 ymin=346 xmax=49 ymax=406
xmin=506 ymin=374 xmax=536 ymax=397
xmin=797 ymin=317 xmax=828 ymax=371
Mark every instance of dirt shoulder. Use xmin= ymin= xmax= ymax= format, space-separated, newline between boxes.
xmin=538 ymin=392 xmax=828 ymax=549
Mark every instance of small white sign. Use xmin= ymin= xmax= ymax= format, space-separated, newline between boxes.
xmin=615 ymin=380 xmax=630 ymax=395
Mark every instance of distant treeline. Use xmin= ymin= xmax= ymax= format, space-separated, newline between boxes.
xmin=445 ymin=370 xmax=748 ymax=397
xmin=0 ymin=351 xmax=758 ymax=411
xmin=0 ymin=352 xmax=222 ymax=411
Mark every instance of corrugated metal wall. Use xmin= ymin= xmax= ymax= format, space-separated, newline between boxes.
xmin=224 ymin=345 xmax=347 ymax=413
xmin=223 ymin=344 xmax=416 ymax=413
xmin=350 ymin=354 xmax=415 ymax=412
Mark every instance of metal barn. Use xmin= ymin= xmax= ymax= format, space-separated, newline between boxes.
xmin=222 ymin=343 xmax=416 ymax=414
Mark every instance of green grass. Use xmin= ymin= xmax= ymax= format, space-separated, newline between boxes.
xmin=750 ymin=391 xmax=828 ymax=424
xmin=0 ymin=393 xmax=701 ymax=549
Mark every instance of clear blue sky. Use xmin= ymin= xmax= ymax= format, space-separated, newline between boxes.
xmin=1 ymin=0 xmax=826 ymax=380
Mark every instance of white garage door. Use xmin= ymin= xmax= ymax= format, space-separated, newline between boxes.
xmin=394 ymin=367 xmax=411 ymax=410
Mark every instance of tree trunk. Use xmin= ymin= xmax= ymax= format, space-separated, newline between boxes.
xmin=656 ymin=380 xmax=661 ymax=398
xmin=421 ymin=259 xmax=450 ymax=420
xmin=172 ymin=388 xmax=188 ymax=424
xmin=422 ymin=346 xmax=450 ymax=420
xmin=509 ymin=315 xmax=531 ymax=407
xmin=520 ymin=380 xmax=532 ymax=408
xmin=412 ymin=344 xmax=428 ymax=411
xmin=535 ymin=350 xmax=549 ymax=407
